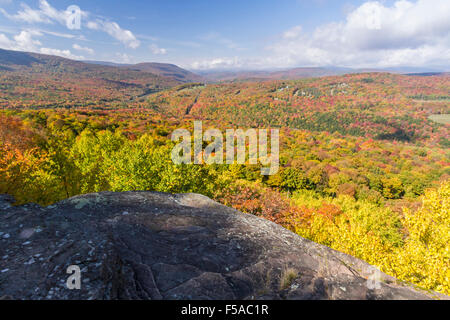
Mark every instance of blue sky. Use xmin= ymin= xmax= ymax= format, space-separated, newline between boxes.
xmin=0 ymin=0 xmax=449 ymax=70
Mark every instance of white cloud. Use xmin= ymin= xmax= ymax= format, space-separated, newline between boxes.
xmin=86 ymin=21 xmax=99 ymax=30
xmin=87 ymin=20 xmax=140 ymax=49
xmin=38 ymin=0 xmax=71 ymax=25
xmin=0 ymin=0 xmax=87 ymax=25
xmin=0 ymin=30 xmax=42 ymax=51
xmin=268 ymin=0 xmax=450 ymax=68
xmin=0 ymin=3 xmax=51 ymax=24
xmin=1 ymin=1 xmax=139 ymax=49
xmin=283 ymin=26 xmax=302 ymax=39
xmin=0 ymin=33 xmax=14 ymax=49
xmin=39 ymin=47 xmax=84 ymax=60
xmin=149 ymin=44 xmax=167 ymax=55
xmin=191 ymin=57 xmax=244 ymax=70
xmin=191 ymin=0 xmax=450 ymax=70
xmin=72 ymin=44 xmax=94 ymax=55
xmin=38 ymin=30 xmax=76 ymax=39
xmin=0 ymin=30 xmax=83 ymax=60
xmin=14 ymin=30 xmax=42 ymax=51
xmin=115 ymin=53 xmax=133 ymax=64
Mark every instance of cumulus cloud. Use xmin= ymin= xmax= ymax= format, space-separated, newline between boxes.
xmin=0 ymin=30 xmax=83 ymax=60
xmin=191 ymin=57 xmax=244 ymax=70
xmin=115 ymin=53 xmax=133 ymax=64
xmin=0 ymin=0 xmax=87 ymax=25
xmin=190 ymin=0 xmax=450 ymax=70
xmin=149 ymin=44 xmax=167 ymax=55
xmin=39 ymin=47 xmax=84 ymax=60
xmin=87 ymin=20 xmax=140 ymax=49
xmin=73 ymin=44 xmax=94 ymax=55
xmin=0 ymin=30 xmax=42 ymax=51
xmin=283 ymin=26 xmax=303 ymax=40
xmin=1 ymin=0 xmax=140 ymax=49
xmin=268 ymin=0 xmax=450 ymax=68
xmin=0 ymin=3 xmax=50 ymax=24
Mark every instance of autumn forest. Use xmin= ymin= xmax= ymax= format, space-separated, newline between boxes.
xmin=0 ymin=49 xmax=449 ymax=295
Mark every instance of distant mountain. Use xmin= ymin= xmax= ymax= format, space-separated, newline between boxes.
xmin=0 ymin=48 xmax=43 ymax=68
xmin=0 ymin=49 xmax=174 ymax=85
xmin=128 ymin=63 xmax=204 ymax=83
xmin=199 ymin=67 xmax=354 ymax=82
xmin=405 ymin=72 xmax=449 ymax=77
xmin=0 ymin=48 xmax=181 ymax=108
xmin=381 ymin=66 xmax=447 ymax=74
xmin=0 ymin=48 xmax=105 ymax=71
xmin=198 ymin=66 xmax=449 ymax=82
xmin=267 ymin=67 xmax=352 ymax=79
xmin=2 ymin=48 xmax=447 ymax=85
xmin=85 ymin=60 xmax=203 ymax=83
xmin=83 ymin=60 xmax=132 ymax=68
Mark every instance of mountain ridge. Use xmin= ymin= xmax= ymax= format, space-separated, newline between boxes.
xmin=2 ymin=48 xmax=448 ymax=84
xmin=198 ymin=66 xmax=449 ymax=82
xmin=0 ymin=48 xmax=181 ymax=108
xmin=84 ymin=60 xmax=204 ymax=83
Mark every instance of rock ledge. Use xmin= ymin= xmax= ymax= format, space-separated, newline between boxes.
xmin=0 ymin=192 xmax=446 ymax=300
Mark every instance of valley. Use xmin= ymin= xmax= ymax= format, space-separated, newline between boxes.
xmin=0 ymin=48 xmax=449 ymax=296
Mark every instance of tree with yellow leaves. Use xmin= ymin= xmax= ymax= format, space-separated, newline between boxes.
xmin=393 ymin=181 xmax=449 ymax=294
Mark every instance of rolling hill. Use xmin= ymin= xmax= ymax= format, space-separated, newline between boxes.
xmin=146 ymin=72 xmax=450 ymax=146
xmin=127 ymin=63 xmax=204 ymax=83
xmin=199 ymin=67 xmax=449 ymax=82
xmin=0 ymin=48 xmax=181 ymax=109
xmin=0 ymin=49 xmax=449 ymax=297
xmin=199 ymin=67 xmax=350 ymax=82
xmin=85 ymin=60 xmax=204 ymax=83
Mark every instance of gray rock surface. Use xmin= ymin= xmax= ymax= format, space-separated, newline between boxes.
xmin=0 ymin=191 xmax=447 ymax=300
